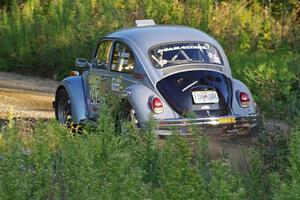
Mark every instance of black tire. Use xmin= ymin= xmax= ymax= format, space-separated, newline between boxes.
xmin=116 ymin=102 xmax=138 ymax=135
xmin=55 ymin=89 xmax=72 ymax=126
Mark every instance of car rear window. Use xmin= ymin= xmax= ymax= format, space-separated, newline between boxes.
xmin=149 ymin=42 xmax=223 ymax=68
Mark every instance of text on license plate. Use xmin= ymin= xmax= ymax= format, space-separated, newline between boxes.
xmin=192 ymin=90 xmax=219 ymax=104
xmin=219 ymin=117 xmax=236 ymax=124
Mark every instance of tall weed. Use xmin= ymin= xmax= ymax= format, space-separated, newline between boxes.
xmin=273 ymin=128 xmax=300 ymax=200
xmin=0 ymin=105 xmax=254 ymax=200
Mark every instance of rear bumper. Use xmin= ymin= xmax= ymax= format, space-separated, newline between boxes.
xmin=156 ymin=113 xmax=259 ymax=136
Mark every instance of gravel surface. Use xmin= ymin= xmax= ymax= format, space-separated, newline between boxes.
xmin=0 ymin=72 xmax=57 ymax=119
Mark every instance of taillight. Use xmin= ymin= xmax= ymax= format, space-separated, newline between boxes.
xmin=239 ymin=92 xmax=250 ymax=107
xmin=149 ymin=96 xmax=164 ymax=114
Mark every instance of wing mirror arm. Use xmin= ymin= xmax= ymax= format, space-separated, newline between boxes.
xmin=75 ymin=58 xmax=91 ymax=71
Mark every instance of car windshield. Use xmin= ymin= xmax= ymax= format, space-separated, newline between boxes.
xmin=150 ymin=42 xmax=223 ymax=68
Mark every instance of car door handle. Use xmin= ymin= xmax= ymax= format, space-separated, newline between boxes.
xmin=101 ymin=77 xmax=106 ymax=81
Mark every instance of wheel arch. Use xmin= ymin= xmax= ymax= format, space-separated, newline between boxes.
xmin=122 ymin=84 xmax=176 ymax=127
xmin=55 ymin=85 xmax=66 ymax=99
xmin=55 ymin=76 xmax=88 ymax=123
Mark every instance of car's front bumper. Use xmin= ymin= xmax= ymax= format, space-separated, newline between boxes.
xmin=155 ymin=113 xmax=259 ymax=136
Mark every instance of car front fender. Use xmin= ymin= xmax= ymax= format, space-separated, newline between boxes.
xmin=56 ymin=76 xmax=88 ymax=123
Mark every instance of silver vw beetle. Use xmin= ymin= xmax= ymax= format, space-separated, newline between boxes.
xmin=54 ymin=20 xmax=259 ymax=135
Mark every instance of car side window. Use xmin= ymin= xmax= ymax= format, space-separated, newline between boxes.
xmin=95 ymin=40 xmax=112 ymax=69
xmin=111 ymin=42 xmax=135 ymax=73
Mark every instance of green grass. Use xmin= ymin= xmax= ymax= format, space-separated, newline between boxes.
xmin=0 ymin=104 xmax=299 ymax=200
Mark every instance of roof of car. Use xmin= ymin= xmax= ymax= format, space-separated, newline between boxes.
xmin=106 ymin=25 xmax=232 ymax=81
xmin=106 ymin=25 xmax=218 ymax=50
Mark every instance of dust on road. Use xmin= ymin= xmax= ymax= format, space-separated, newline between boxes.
xmin=0 ymin=72 xmax=57 ymax=119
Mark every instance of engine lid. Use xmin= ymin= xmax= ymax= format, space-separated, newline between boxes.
xmin=156 ymin=70 xmax=233 ymax=117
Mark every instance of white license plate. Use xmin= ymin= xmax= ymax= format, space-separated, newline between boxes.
xmin=192 ymin=90 xmax=219 ymax=104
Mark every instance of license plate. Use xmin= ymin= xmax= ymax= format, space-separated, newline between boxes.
xmin=219 ymin=117 xmax=236 ymax=124
xmin=192 ymin=90 xmax=219 ymax=104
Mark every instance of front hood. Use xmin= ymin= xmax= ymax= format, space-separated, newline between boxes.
xmin=156 ymin=70 xmax=233 ymax=117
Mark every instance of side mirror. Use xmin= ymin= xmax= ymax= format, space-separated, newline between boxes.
xmin=75 ymin=58 xmax=89 ymax=68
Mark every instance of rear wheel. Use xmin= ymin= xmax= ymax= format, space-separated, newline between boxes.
xmin=117 ymin=103 xmax=138 ymax=135
xmin=55 ymin=89 xmax=72 ymax=127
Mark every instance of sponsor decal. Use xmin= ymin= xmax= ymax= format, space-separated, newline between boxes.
xmin=112 ymin=78 xmax=122 ymax=92
xmin=157 ymin=43 xmax=209 ymax=54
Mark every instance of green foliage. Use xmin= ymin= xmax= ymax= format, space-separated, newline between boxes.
xmin=229 ymin=51 xmax=300 ymax=122
xmin=153 ymin=135 xmax=209 ymax=199
xmin=0 ymin=105 xmax=250 ymax=200
xmin=0 ymin=113 xmax=148 ymax=199
xmin=242 ymin=129 xmax=290 ymax=200
xmin=0 ymin=1 xmax=299 ymax=199
xmin=1 ymin=102 xmax=300 ymax=199
xmin=273 ymin=128 xmax=300 ymax=200
xmin=0 ymin=0 xmax=299 ymax=74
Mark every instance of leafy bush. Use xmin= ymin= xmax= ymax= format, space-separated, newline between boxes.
xmin=1 ymin=102 xmax=300 ymax=199
xmin=0 ymin=119 xmax=148 ymax=199
xmin=0 ymin=105 xmax=250 ymax=200
xmin=273 ymin=128 xmax=300 ymax=200
xmin=229 ymin=51 xmax=300 ymax=122
xmin=242 ymin=129 xmax=290 ymax=200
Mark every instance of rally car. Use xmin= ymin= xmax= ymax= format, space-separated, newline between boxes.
xmin=54 ymin=20 xmax=259 ymax=135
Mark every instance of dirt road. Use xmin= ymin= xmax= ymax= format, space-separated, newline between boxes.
xmin=0 ymin=72 xmax=57 ymax=119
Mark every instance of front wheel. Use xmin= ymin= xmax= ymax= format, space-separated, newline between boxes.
xmin=55 ymin=89 xmax=72 ymax=127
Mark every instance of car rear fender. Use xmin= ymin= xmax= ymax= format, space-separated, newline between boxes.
xmin=231 ymin=79 xmax=257 ymax=115
xmin=123 ymin=84 xmax=176 ymax=127
xmin=56 ymin=76 xmax=87 ymax=123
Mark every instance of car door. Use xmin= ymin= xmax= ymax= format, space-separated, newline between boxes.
xmin=86 ymin=40 xmax=113 ymax=119
xmin=106 ymin=41 xmax=136 ymax=97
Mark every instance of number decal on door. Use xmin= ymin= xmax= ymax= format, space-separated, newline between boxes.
xmin=89 ymin=75 xmax=101 ymax=103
